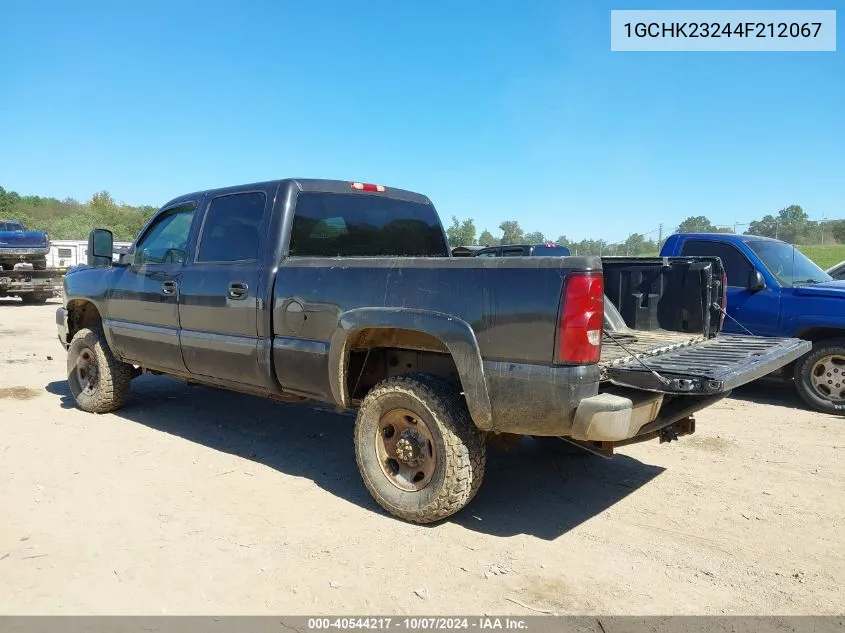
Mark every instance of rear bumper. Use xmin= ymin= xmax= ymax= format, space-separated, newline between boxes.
xmin=483 ymin=361 xmax=669 ymax=441
xmin=570 ymin=390 xmax=664 ymax=442
xmin=56 ymin=307 xmax=69 ymax=349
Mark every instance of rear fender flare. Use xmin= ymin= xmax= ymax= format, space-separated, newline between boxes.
xmin=328 ymin=307 xmax=493 ymax=430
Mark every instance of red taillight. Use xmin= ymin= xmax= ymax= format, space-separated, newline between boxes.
xmin=350 ymin=182 xmax=386 ymax=192
xmin=557 ymin=272 xmax=604 ymax=365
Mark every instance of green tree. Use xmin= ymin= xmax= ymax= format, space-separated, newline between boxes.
xmin=830 ymin=220 xmax=845 ymax=243
xmin=776 ymin=204 xmax=808 ymax=243
xmin=555 ymin=235 xmax=571 ymax=249
xmin=478 ymin=229 xmax=499 ymax=246
xmin=1 ymin=184 xmax=157 ymax=241
xmin=524 ymin=231 xmax=545 ymax=244
xmin=746 ymin=205 xmax=808 ymax=243
xmin=88 ymin=190 xmax=118 ymax=212
xmin=746 ymin=214 xmax=778 ymax=238
xmin=676 ymin=215 xmax=717 ymax=233
xmin=499 ymin=220 xmax=524 ymax=245
xmin=446 ymin=216 xmax=477 ymax=246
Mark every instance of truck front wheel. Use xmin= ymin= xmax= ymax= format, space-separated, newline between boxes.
xmin=354 ymin=373 xmax=486 ymax=523
xmin=794 ymin=339 xmax=845 ymax=415
xmin=67 ymin=327 xmax=132 ymax=413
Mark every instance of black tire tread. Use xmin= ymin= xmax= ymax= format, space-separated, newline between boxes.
xmin=354 ymin=373 xmax=486 ymax=524
xmin=68 ymin=327 xmax=133 ymax=413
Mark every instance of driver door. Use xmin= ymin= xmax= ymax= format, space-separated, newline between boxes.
xmin=105 ymin=202 xmax=199 ymax=372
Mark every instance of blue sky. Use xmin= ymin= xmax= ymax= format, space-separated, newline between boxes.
xmin=1 ymin=0 xmax=842 ymax=243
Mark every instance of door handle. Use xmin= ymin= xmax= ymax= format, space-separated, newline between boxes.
xmin=228 ymin=282 xmax=248 ymax=300
xmin=161 ymin=281 xmax=178 ymax=296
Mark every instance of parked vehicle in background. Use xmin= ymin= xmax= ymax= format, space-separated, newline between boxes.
xmin=472 ymin=243 xmax=571 ymax=257
xmin=451 ymin=245 xmax=485 ymax=257
xmin=46 ymin=240 xmax=133 ymax=269
xmin=0 ymin=219 xmax=61 ymax=304
xmin=661 ymin=233 xmax=845 ymax=415
xmin=825 ymin=260 xmax=845 ymax=281
xmin=56 ymin=179 xmax=808 ymax=523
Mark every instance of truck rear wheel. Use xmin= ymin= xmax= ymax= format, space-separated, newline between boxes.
xmin=794 ymin=339 xmax=845 ymax=415
xmin=67 ymin=327 xmax=132 ymax=413
xmin=354 ymin=373 xmax=486 ymax=523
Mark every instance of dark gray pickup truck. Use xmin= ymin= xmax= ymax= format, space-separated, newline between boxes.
xmin=57 ymin=178 xmax=810 ymax=523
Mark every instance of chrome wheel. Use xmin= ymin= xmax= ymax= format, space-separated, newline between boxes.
xmin=809 ymin=354 xmax=845 ymax=401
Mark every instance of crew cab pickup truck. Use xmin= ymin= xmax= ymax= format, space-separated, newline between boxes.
xmin=56 ymin=179 xmax=809 ymax=523
xmin=0 ymin=219 xmax=61 ymax=303
xmin=661 ymin=233 xmax=845 ymax=415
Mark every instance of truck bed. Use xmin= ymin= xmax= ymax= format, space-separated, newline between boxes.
xmin=599 ymin=329 xmax=705 ymax=374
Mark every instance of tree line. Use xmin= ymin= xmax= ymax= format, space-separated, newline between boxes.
xmin=2 ymin=184 xmax=841 ymax=253
xmin=0 ymin=186 xmax=157 ymax=242
xmin=448 ymin=205 xmax=845 ymax=255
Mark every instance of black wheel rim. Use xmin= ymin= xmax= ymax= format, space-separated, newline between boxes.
xmin=74 ymin=348 xmax=99 ymax=396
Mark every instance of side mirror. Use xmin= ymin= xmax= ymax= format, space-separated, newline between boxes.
xmin=747 ymin=269 xmax=765 ymax=292
xmin=87 ymin=228 xmax=114 ymax=267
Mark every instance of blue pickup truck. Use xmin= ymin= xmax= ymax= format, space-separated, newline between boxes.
xmin=660 ymin=233 xmax=845 ymax=415
xmin=0 ymin=218 xmax=61 ymax=303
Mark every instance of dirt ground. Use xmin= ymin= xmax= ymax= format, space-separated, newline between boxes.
xmin=1 ymin=298 xmax=843 ymax=615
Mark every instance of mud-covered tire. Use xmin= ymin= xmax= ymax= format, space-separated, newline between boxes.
xmin=354 ymin=373 xmax=486 ymax=524
xmin=67 ymin=327 xmax=132 ymax=413
xmin=794 ymin=339 xmax=845 ymax=416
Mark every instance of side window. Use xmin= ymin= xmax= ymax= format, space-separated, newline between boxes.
xmin=502 ymin=248 xmax=524 ymax=257
xmin=197 ymin=192 xmax=266 ymax=263
xmin=134 ymin=207 xmax=196 ymax=265
xmin=475 ymin=249 xmax=499 ymax=258
xmin=680 ymin=240 xmax=753 ymax=287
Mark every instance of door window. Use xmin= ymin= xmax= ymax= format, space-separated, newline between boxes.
xmin=134 ymin=207 xmax=196 ymax=265
xmin=197 ymin=192 xmax=266 ymax=262
xmin=679 ymin=240 xmax=753 ymax=287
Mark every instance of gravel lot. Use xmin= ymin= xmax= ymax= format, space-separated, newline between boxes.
xmin=1 ymin=298 xmax=843 ymax=615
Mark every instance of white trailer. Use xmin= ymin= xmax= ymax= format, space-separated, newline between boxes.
xmin=47 ymin=240 xmax=132 ymax=268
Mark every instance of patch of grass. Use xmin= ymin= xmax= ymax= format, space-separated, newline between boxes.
xmin=796 ymin=244 xmax=845 ymax=270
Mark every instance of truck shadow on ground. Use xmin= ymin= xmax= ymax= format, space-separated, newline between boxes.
xmin=45 ymin=375 xmax=664 ymax=541
xmin=728 ymin=377 xmax=807 ymax=409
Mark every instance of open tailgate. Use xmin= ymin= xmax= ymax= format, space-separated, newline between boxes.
xmin=605 ymin=334 xmax=811 ymax=395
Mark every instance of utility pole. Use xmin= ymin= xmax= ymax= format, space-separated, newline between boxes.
xmin=658 ymin=223 xmax=663 ymax=250
xmin=821 ymin=214 xmax=826 ymax=245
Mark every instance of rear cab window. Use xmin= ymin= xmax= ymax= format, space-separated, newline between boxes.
xmin=679 ymin=239 xmax=753 ymax=287
xmin=289 ymin=192 xmax=449 ymax=257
